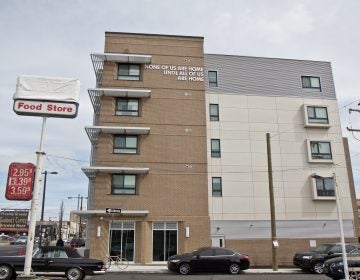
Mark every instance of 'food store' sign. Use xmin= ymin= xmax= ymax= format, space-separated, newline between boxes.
xmin=13 ymin=75 xmax=80 ymax=118
xmin=14 ymin=100 xmax=78 ymax=118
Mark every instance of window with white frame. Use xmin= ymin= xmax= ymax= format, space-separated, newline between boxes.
xmin=111 ymin=174 xmax=136 ymax=195
xmin=301 ymin=76 xmax=321 ymax=92
xmin=311 ymin=175 xmax=336 ymax=200
xmin=118 ymin=64 xmax=140 ymax=81
xmin=310 ymin=141 xmax=332 ymax=160
xmin=113 ymin=135 xmax=138 ymax=154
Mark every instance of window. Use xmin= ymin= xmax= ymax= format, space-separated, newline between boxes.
xmin=215 ymin=248 xmax=233 ymax=256
xmin=307 ymin=106 xmax=328 ymax=124
xmin=116 ymin=98 xmax=139 ymax=116
xmin=303 ymin=105 xmax=330 ymax=127
xmin=112 ymin=175 xmax=136 ymax=195
xmin=310 ymin=141 xmax=332 ymax=160
xmin=315 ymin=177 xmax=335 ymax=197
xmin=199 ymin=248 xmax=214 ymax=257
xmin=212 ymin=177 xmax=222 ymax=197
xmin=118 ymin=64 xmax=140 ymax=81
xmin=211 ymin=139 xmax=221 ymax=158
xmin=109 ymin=221 xmax=135 ymax=261
xmin=301 ymin=76 xmax=321 ymax=91
xmin=114 ymin=135 xmax=138 ymax=154
xmin=152 ymin=222 xmax=178 ymax=261
xmin=208 ymin=71 xmax=218 ymax=87
xmin=209 ymin=104 xmax=219 ymax=121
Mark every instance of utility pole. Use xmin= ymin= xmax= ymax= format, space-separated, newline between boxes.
xmin=266 ymin=133 xmax=278 ymax=271
xmin=347 ymin=108 xmax=360 ymax=132
xmin=68 ymin=195 xmax=87 ymax=237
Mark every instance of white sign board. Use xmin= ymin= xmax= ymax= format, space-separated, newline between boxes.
xmin=13 ymin=100 xmax=78 ymax=118
xmin=13 ymin=75 xmax=80 ymax=118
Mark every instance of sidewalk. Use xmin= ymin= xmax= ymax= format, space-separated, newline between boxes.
xmin=108 ymin=264 xmax=303 ymax=274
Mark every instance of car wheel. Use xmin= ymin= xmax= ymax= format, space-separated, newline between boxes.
xmin=350 ymin=271 xmax=360 ymax=280
xmin=0 ymin=265 xmax=13 ymax=280
xmin=229 ymin=263 xmax=241 ymax=274
xmin=66 ymin=267 xmax=84 ymax=280
xmin=312 ymin=261 xmax=325 ymax=274
xmin=179 ymin=263 xmax=191 ymax=275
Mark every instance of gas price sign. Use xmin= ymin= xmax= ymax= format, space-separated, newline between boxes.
xmin=6 ymin=162 xmax=35 ymax=201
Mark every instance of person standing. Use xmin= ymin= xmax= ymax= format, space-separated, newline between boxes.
xmin=56 ymin=237 xmax=64 ymax=247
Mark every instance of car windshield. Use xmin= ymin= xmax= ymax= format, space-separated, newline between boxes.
xmin=312 ymin=244 xmax=335 ymax=253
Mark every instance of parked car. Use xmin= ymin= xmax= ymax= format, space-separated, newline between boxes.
xmin=324 ymin=247 xmax=360 ymax=280
xmin=70 ymin=237 xmax=85 ymax=247
xmin=167 ymin=247 xmax=250 ymax=275
xmin=0 ymin=246 xmax=106 ymax=280
xmin=293 ymin=243 xmax=358 ymax=274
xmin=14 ymin=236 xmax=28 ymax=245
xmin=0 ymin=234 xmax=9 ymax=241
xmin=9 ymin=237 xmax=18 ymax=245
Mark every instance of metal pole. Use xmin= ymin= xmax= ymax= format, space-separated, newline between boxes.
xmin=266 ymin=133 xmax=278 ymax=271
xmin=24 ymin=117 xmax=47 ymax=276
xmin=77 ymin=194 xmax=80 ymax=211
xmin=333 ymin=173 xmax=349 ymax=280
xmin=79 ymin=197 xmax=83 ymax=238
xmin=77 ymin=194 xmax=80 ymax=237
xmin=39 ymin=171 xmax=48 ymax=247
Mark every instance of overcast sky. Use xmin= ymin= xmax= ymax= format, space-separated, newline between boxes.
xmin=1 ymin=0 xmax=360 ymax=221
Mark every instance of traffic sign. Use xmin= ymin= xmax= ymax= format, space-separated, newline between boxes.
xmin=6 ymin=163 xmax=35 ymax=201
xmin=105 ymin=208 xmax=122 ymax=214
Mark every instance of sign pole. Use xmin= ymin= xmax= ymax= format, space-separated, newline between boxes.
xmin=23 ymin=117 xmax=47 ymax=277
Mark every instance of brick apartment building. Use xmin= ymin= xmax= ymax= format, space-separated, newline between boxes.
xmin=78 ymin=32 xmax=359 ymax=266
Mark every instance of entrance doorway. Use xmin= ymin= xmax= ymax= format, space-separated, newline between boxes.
xmin=152 ymin=222 xmax=178 ymax=262
xmin=109 ymin=221 xmax=135 ymax=262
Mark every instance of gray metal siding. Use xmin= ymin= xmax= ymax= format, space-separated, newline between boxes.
xmin=204 ymin=54 xmax=336 ymax=99
xmin=211 ymin=220 xmax=355 ymax=239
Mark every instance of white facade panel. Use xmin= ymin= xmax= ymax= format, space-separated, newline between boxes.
xmin=205 ymin=54 xmax=355 ymax=239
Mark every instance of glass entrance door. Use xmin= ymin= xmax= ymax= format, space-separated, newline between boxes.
xmin=109 ymin=221 xmax=134 ymax=262
xmin=152 ymin=222 xmax=178 ymax=261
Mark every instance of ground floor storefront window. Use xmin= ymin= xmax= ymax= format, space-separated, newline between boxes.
xmin=152 ymin=221 xmax=178 ymax=261
xmin=109 ymin=221 xmax=135 ymax=262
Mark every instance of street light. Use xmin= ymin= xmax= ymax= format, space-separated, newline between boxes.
xmin=312 ymin=173 xmax=349 ymax=280
xmin=39 ymin=171 xmax=58 ymax=247
xmin=68 ymin=195 xmax=88 ymax=238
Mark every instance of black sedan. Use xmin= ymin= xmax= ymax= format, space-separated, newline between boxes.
xmin=324 ymin=248 xmax=360 ymax=280
xmin=293 ymin=243 xmax=357 ymax=274
xmin=167 ymin=247 xmax=250 ymax=275
xmin=0 ymin=246 xmax=106 ymax=280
